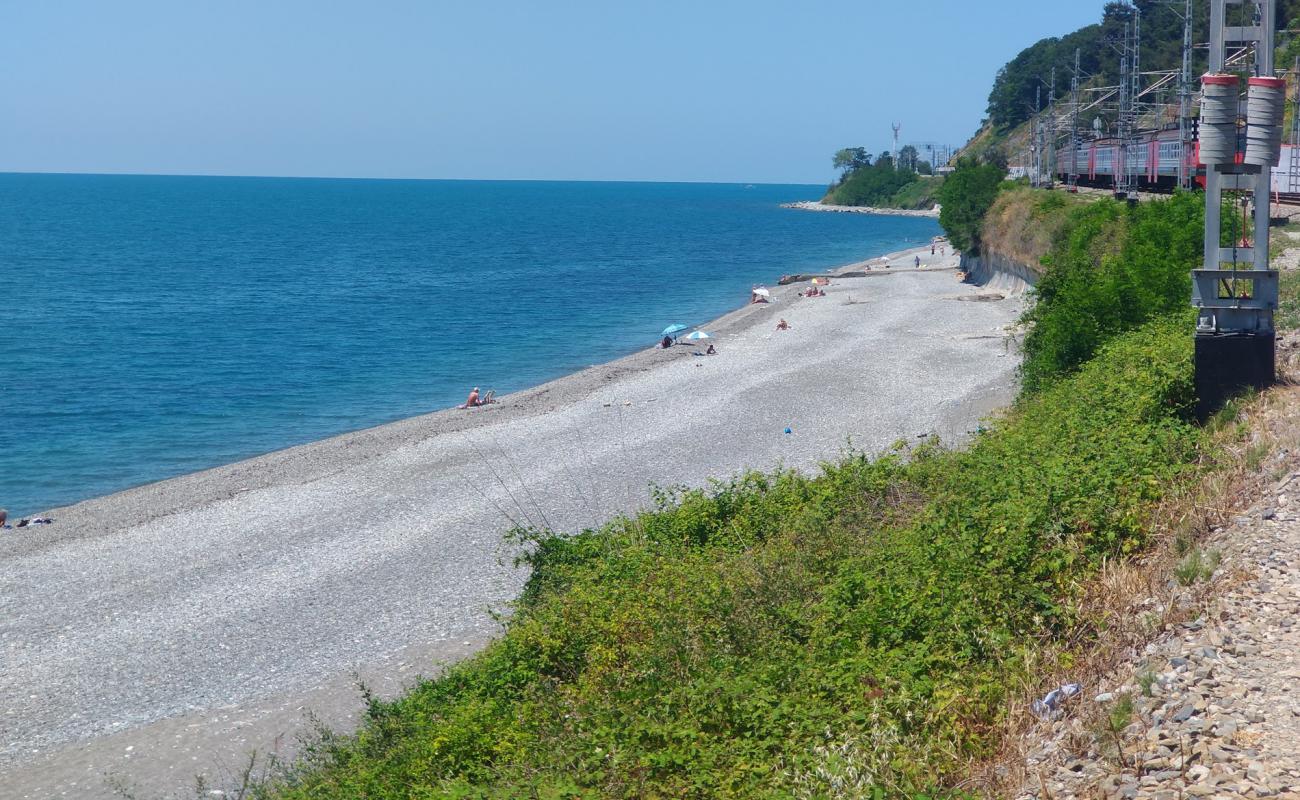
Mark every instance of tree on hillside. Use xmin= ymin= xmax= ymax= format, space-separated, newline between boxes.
xmin=983 ymin=0 xmax=1300 ymax=132
xmin=897 ymin=145 xmax=920 ymax=173
xmin=832 ymin=148 xmax=871 ymax=177
xmin=937 ymin=158 xmax=1006 ymax=255
xmin=826 ymin=156 xmax=918 ymax=207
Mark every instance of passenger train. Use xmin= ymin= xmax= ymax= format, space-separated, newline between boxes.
xmin=1052 ymin=125 xmax=1300 ymax=198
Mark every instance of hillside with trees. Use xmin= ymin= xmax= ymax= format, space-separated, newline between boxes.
xmin=977 ymin=1 xmax=1300 ymax=161
xmin=822 ymin=146 xmax=943 ymax=209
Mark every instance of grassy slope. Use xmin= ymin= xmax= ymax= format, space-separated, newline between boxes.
xmin=259 ymin=194 xmax=1229 ymax=798
xmin=824 ymin=173 xmax=944 ymax=210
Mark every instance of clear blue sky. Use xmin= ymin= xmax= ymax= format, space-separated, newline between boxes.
xmin=1 ymin=1 xmax=1106 ymax=184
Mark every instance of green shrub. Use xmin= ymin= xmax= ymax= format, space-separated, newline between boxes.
xmin=937 ymin=159 xmax=1008 ymax=255
xmin=1019 ymin=192 xmax=1202 ymax=392
xmin=826 ymin=160 xmax=921 ymax=208
xmin=264 ymin=316 xmax=1204 ymax=799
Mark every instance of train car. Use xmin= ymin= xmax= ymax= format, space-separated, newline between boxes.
xmin=1054 ymin=126 xmax=1193 ymax=192
xmin=1272 ymin=144 xmax=1300 ymax=197
xmin=1052 ymin=123 xmax=1300 ymax=203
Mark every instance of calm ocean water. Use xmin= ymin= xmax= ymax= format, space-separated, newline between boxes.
xmin=0 ymin=174 xmax=940 ymax=515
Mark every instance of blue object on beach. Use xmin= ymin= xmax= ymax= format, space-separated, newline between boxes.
xmin=661 ymin=323 xmax=689 ymax=336
xmin=784 ymin=427 xmax=792 ymax=434
xmin=683 ymin=330 xmax=712 ymax=340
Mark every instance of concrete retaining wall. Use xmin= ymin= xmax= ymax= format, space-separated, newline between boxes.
xmin=960 ymin=250 xmax=1040 ymax=296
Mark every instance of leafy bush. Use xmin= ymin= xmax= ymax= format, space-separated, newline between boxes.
xmin=264 ymin=315 xmax=1204 ymax=799
xmin=937 ymin=159 xmax=1008 ymax=254
xmin=1020 ymin=191 xmax=1202 ymax=393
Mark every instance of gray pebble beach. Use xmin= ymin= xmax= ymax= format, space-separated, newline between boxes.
xmin=0 ymin=245 xmax=1026 ymax=797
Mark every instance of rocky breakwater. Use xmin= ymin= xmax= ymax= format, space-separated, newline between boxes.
xmin=780 ymin=200 xmax=940 ymax=218
xmin=1020 ymin=465 xmax=1300 ymax=799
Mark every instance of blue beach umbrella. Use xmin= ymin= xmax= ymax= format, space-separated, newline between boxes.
xmin=661 ymin=323 xmax=689 ymax=337
xmin=684 ymin=330 xmax=712 ymax=341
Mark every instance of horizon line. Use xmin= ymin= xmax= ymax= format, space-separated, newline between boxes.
xmin=0 ymin=169 xmax=834 ymax=187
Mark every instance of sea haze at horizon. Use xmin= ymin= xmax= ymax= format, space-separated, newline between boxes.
xmin=0 ymin=174 xmax=940 ymax=516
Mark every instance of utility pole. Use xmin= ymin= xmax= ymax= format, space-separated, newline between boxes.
xmin=1033 ymin=85 xmax=1042 ymax=187
xmin=1193 ymin=0 xmax=1281 ymax=419
xmin=1117 ymin=18 xmax=1132 ymax=197
xmin=1047 ymin=66 xmax=1057 ymax=189
xmin=1291 ymin=56 xmax=1300 ymax=195
xmin=1070 ymin=48 xmax=1082 ymax=190
xmin=1177 ymin=0 xmax=1194 ymax=189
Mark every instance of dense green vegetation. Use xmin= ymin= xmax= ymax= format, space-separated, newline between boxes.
xmin=1020 ymin=191 xmax=1202 ymax=392
xmin=989 ymin=1 xmax=1196 ymax=132
xmin=936 ymin=159 xmax=1008 ymax=254
xmin=985 ymin=1 xmax=1300 ymax=132
xmin=824 ymin=147 xmax=938 ymax=209
xmin=261 ymin=191 xmax=1217 ymax=798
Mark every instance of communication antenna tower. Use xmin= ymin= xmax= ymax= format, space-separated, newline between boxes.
xmin=892 ymin=122 xmax=901 ymax=170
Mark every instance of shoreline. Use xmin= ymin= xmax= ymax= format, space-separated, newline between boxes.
xmin=11 ymin=240 xmax=939 ymax=524
xmin=781 ymin=199 xmax=941 ymax=218
xmin=1 ymin=242 xmax=1022 ymax=798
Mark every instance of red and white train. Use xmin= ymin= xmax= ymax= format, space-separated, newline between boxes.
xmin=1053 ymin=125 xmax=1300 ymax=197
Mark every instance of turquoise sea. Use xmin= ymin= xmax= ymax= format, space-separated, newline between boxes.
xmin=0 ymin=174 xmax=940 ymax=515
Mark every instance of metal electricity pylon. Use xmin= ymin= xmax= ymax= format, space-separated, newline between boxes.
xmin=1115 ymin=5 xmax=1142 ymax=198
xmin=1069 ymin=48 xmax=1082 ymax=190
xmin=1192 ymin=0 xmax=1280 ymax=418
xmin=1177 ymin=0 xmax=1194 ymax=188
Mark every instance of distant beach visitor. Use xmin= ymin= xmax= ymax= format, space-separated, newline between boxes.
xmin=0 ymin=508 xmax=7 ymax=529
xmin=914 ymin=255 xmax=921 ymax=268
xmin=776 ymin=318 xmax=790 ymax=331
xmin=460 ymin=387 xmax=497 ymax=409
xmin=660 ymin=335 xmax=673 ymax=349
xmin=706 ymin=344 xmax=717 ymax=355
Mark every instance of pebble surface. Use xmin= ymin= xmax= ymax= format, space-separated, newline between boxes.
xmin=1021 ymin=460 xmax=1300 ymax=799
xmin=1 ymin=248 xmax=1023 ymax=798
